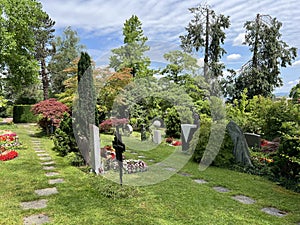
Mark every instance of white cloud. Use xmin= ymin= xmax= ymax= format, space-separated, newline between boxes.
xmin=292 ymin=60 xmax=300 ymax=66
xmin=227 ymin=53 xmax=241 ymax=61
xmin=233 ymin=33 xmax=245 ymax=46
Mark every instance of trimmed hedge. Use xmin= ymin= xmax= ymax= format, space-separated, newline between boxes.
xmin=13 ymin=105 xmax=37 ymax=123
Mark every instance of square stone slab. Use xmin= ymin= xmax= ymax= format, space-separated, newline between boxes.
xmin=39 ymin=157 xmax=52 ymax=161
xmin=194 ymin=179 xmax=208 ymax=184
xmin=35 ymin=150 xmax=45 ymax=153
xmin=20 ymin=199 xmax=48 ymax=210
xmin=45 ymin=172 xmax=59 ymax=177
xmin=213 ymin=186 xmax=230 ymax=193
xmin=261 ymin=207 xmax=288 ymax=217
xmin=178 ymin=172 xmax=192 ymax=177
xmin=37 ymin=153 xmax=49 ymax=157
xmin=35 ymin=187 xmax=58 ymax=196
xmin=23 ymin=214 xmax=50 ymax=225
xmin=41 ymin=161 xmax=55 ymax=165
xmin=48 ymin=178 xmax=64 ymax=184
xmin=43 ymin=166 xmax=55 ymax=170
xmin=232 ymin=195 xmax=255 ymax=204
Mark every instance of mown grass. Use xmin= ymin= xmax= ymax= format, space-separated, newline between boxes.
xmin=0 ymin=124 xmax=299 ymax=224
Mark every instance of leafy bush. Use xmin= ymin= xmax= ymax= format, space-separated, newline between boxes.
xmin=165 ymin=107 xmax=181 ymax=138
xmin=263 ymin=100 xmax=299 ymax=140
xmin=191 ymin=115 xmax=234 ymax=167
xmin=99 ymin=118 xmax=128 ymax=133
xmin=13 ymin=105 xmax=37 ymax=123
xmin=270 ymin=122 xmax=300 ymax=192
xmin=52 ymin=113 xmax=80 ymax=157
xmin=65 ymin=152 xmax=85 ymax=166
xmin=31 ymin=98 xmax=69 ymax=132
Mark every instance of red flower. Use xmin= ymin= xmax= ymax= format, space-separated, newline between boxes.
xmin=0 ymin=150 xmax=18 ymax=161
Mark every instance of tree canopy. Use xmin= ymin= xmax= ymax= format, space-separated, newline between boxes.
xmin=109 ymin=15 xmax=152 ymax=78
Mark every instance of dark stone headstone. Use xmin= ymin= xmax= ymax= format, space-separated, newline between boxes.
xmin=244 ymin=133 xmax=261 ymax=149
xmin=181 ymin=124 xmax=197 ymax=152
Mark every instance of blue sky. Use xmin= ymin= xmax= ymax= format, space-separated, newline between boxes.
xmin=39 ymin=0 xmax=300 ymax=94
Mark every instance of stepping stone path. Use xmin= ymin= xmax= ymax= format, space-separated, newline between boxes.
xmin=49 ymin=178 xmax=64 ymax=184
xmin=177 ymin=172 xmax=191 ymax=177
xmin=20 ymin=133 xmax=64 ymax=225
xmin=21 ymin=199 xmax=48 ymax=210
xmin=194 ymin=179 xmax=208 ymax=184
xmin=261 ymin=207 xmax=288 ymax=217
xmin=232 ymin=195 xmax=256 ymax=204
xmin=213 ymin=186 xmax=230 ymax=193
xmin=23 ymin=214 xmax=50 ymax=225
xmin=45 ymin=172 xmax=60 ymax=177
xmin=35 ymin=187 xmax=58 ymax=196
xmin=43 ymin=166 xmax=56 ymax=170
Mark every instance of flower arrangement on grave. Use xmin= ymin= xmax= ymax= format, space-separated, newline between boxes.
xmin=123 ymin=159 xmax=148 ymax=174
xmin=172 ymin=140 xmax=182 ymax=146
xmin=0 ymin=130 xmax=20 ymax=161
xmin=0 ymin=150 xmax=18 ymax=161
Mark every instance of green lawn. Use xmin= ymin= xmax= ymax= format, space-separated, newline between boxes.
xmin=0 ymin=124 xmax=299 ymax=225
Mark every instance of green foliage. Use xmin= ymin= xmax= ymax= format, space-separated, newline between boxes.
xmin=0 ymin=0 xmax=48 ymax=95
xmin=270 ymin=123 xmax=300 ymax=192
xmin=161 ymin=50 xmax=199 ymax=83
xmin=52 ymin=113 xmax=80 ymax=157
xmin=191 ymin=115 xmax=234 ymax=167
xmin=263 ymin=99 xmax=299 ymax=140
xmin=222 ymin=14 xmax=297 ymax=100
xmin=65 ymin=152 xmax=84 ymax=166
xmin=48 ymin=26 xmax=84 ymax=94
xmin=109 ymin=15 xmax=152 ymax=78
xmin=180 ymin=4 xmax=230 ymax=82
xmin=165 ymin=107 xmax=181 ymax=138
xmin=12 ymin=105 xmax=37 ymax=123
xmin=289 ymin=80 xmax=300 ymax=103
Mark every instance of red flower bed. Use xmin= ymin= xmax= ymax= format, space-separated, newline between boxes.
xmin=0 ymin=150 xmax=18 ymax=161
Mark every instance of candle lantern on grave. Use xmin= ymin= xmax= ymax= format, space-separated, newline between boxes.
xmin=112 ymin=126 xmax=126 ymax=185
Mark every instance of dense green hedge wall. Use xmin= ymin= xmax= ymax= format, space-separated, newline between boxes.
xmin=13 ymin=105 xmax=37 ymax=123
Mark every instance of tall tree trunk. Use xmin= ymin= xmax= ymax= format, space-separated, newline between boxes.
xmin=204 ymin=7 xmax=210 ymax=81
xmin=41 ymin=57 xmax=49 ymax=100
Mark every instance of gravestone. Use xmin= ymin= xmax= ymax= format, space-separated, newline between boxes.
xmin=153 ymin=130 xmax=162 ymax=144
xmin=244 ymin=133 xmax=261 ymax=149
xmin=181 ymin=124 xmax=197 ymax=152
xmin=90 ymin=124 xmax=102 ymax=174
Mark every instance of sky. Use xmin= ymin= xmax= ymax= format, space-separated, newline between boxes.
xmin=39 ymin=0 xmax=300 ymax=94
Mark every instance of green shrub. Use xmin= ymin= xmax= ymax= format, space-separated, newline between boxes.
xmin=191 ymin=115 xmax=234 ymax=167
xmin=52 ymin=113 xmax=80 ymax=157
xmin=165 ymin=107 xmax=181 ymax=138
xmin=65 ymin=152 xmax=84 ymax=166
xmin=270 ymin=123 xmax=300 ymax=192
xmin=13 ymin=105 xmax=37 ymax=123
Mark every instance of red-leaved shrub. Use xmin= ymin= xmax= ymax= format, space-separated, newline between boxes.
xmin=31 ymin=98 xmax=69 ymax=131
